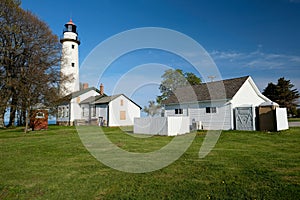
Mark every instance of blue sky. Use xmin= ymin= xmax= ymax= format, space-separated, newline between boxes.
xmin=21 ymin=0 xmax=300 ymax=107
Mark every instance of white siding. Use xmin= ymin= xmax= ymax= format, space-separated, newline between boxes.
xmin=70 ymin=90 xmax=99 ymax=122
xmin=165 ymin=100 xmax=232 ymax=130
xmin=231 ymin=78 xmax=268 ymax=108
xmin=80 ymin=104 xmax=90 ymax=121
xmin=108 ymin=95 xmax=140 ymax=126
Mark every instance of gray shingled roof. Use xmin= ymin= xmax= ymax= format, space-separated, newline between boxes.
xmin=79 ymin=94 xmax=106 ymax=104
xmin=162 ymin=76 xmax=249 ymax=105
xmin=70 ymin=87 xmax=100 ymax=98
xmin=62 ymin=87 xmax=100 ymax=101
xmin=93 ymin=94 xmax=122 ymax=104
xmin=80 ymin=94 xmax=142 ymax=109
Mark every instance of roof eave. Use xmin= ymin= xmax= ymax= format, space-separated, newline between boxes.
xmin=162 ymin=98 xmax=232 ymax=106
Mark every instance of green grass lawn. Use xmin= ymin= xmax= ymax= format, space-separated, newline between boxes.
xmin=0 ymin=126 xmax=299 ymax=199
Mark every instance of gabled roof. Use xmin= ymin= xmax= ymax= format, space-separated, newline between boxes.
xmin=162 ymin=76 xmax=250 ymax=105
xmin=93 ymin=94 xmax=122 ymax=104
xmin=59 ymin=87 xmax=100 ymax=104
xmin=80 ymin=93 xmax=142 ymax=109
xmin=69 ymin=87 xmax=100 ymax=98
xmin=79 ymin=94 xmax=106 ymax=104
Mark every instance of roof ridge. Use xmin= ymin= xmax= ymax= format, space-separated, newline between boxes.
xmin=162 ymin=76 xmax=251 ymax=104
xmin=200 ymin=75 xmax=249 ymax=86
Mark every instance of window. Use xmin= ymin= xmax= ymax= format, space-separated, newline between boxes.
xmin=67 ymin=25 xmax=72 ymax=32
xmin=62 ymin=107 xmax=65 ymax=117
xmin=120 ymin=111 xmax=126 ymax=120
xmin=82 ymin=107 xmax=85 ymax=117
xmin=58 ymin=107 xmax=63 ymax=118
xmin=71 ymin=44 xmax=75 ymax=49
xmin=71 ymin=63 xmax=75 ymax=67
xmin=206 ymin=107 xmax=217 ymax=113
xmin=120 ymin=99 xmax=124 ymax=106
xmin=175 ymin=108 xmax=183 ymax=115
xmin=36 ymin=112 xmax=45 ymax=119
xmin=91 ymin=106 xmax=96 ymax=117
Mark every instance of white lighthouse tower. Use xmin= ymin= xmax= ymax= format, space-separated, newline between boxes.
xmin=60 ymin=19 xmax=80 ymax=96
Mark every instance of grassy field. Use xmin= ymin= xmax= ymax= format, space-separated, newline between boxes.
xmin=288 ymin=117 xmax=300 ymax=122
xmin=0 ymin=126 xmax=299 ymax=199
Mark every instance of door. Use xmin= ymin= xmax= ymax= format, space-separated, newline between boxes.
xmin=235 ymin=107 xmax=254 ymax=131
xmin=98 ymin=117 xmax=103 ymax=126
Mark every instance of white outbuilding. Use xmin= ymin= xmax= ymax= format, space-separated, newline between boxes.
xmin=80 ymin=93 xmax=141 ymax=127
xmin=162 ymin=76 xmax=276 ymax=131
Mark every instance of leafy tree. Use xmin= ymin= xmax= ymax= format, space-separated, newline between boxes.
xmin=263 ymin=77 xmax=300 ymax=115
xmin=185 ymin=72 xmax=201 ymax=85
xmin=0 ymin=0 xmax=67 ymax=130
xmin=143 ymin=100 xmax=161 ymax=117
xmin=157 ymin=69 xmax=201 ymax=103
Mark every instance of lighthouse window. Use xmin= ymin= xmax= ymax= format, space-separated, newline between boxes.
xmin=71 ymin=45 xmax=75 ymax=49
xmin=71 ymin=63 xmax=75 ymax=67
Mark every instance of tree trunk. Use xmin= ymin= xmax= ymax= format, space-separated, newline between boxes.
xmin=21 ymin=108 xmax=26 ymax=126
xmin=8 ymin=106 xmax=16 ymax=127
xmin=0 ymin=109 xmax=5 ymax=128
xmin=19 ymin=104 xmax=26 ymax=126
xmin=24 ymin=107 xmax=30 ymax=133
xmin=8 ymin=94 xmax=18 ymax=127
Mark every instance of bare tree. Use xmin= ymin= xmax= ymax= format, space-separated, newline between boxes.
xmin=0 ymin=0 xmax=70 ymax=131
xmin=0 ymin=0 xmax=22 ymax=127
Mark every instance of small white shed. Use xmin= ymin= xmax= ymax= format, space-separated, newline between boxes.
xmin=258 ymin=102 xmax=289 ymax=131
xmin=134 ymin=116 xmax=190 ymax=136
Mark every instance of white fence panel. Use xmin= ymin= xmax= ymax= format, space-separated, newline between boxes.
xmin=276 ymin=108 xmax=289 ymax=131
xmin=134 ymin=117 xmax=190 ymax=136
xmin=134 ymin=117 xmax=167 ymax=135
xmin=167 ymin=117 xmax=190 ymax=136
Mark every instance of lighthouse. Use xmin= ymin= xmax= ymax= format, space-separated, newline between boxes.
xmin=60 ymin=19 xmax=80 ymax=96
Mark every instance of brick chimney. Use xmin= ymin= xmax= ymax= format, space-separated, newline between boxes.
xmin=100 ymin=83 xmax=104 ymax=95
xmin=83 ymin=83 xmax=89 ymax=89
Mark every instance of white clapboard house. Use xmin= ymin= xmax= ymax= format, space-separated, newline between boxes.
xmin=162 ymin=76 xmax=272 ymax=130
xmin=57 ymin=86 xmax=100 ymax=125
xmin=79 ymin=93 xmax=141 ymax=127
xmin=57 ymin=84 xmax=141 ymax=126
